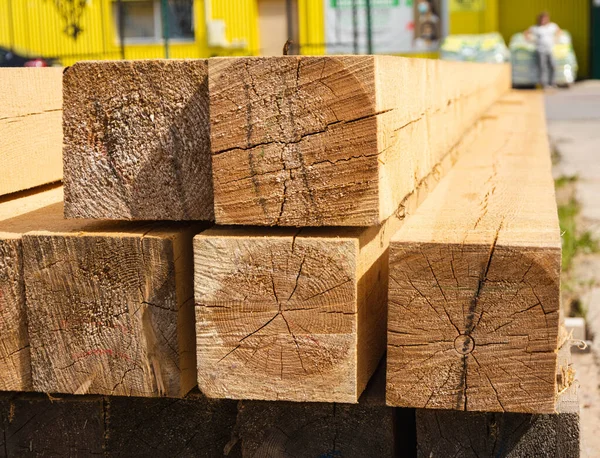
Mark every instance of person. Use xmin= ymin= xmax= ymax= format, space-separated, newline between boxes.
xmin=415 ymin=0 xmax=440 ymax=50
xmin=525 ymin=12 xmax=561 ymax=88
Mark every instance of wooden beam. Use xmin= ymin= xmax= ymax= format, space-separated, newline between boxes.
xmin=0 ymin=390 xmax=239 ymax=456
xmin=0 ymin=68 xmax=63 ymax=197
xmin=209 ymin=56 xmax=510 ymax=226
xmin=0 ymin=393 xmax=105 ymax=455
xmin=62 ymin=60 xmax=213 ymax=221
xmin=1 ymin=370 xmax=408 ymax=456
xmin=387 ymin=92 xmax=561 ymax=413
xmin=230 ymin=359 xmax=399 ymax=457
xmin=416 ymin=403 xmax=579 ymax=457
xmin=0 ymin=186 xmax=64 ymax=391
xmin=105 ymin=390 xmax=239 ymax=455
xmin=13 ymin=206 xmax=203 ymax=397
xmin=195 ymin=119 xmax=483 ymax=403
xmin=0 ymin=184 xmax=63 ymax=221
xmin=416 ymin=343 xmax=579 ymax=457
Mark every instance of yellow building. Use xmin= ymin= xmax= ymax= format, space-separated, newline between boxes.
xmin=0 ymin=0 xmax=321 ymax=65
xmin=0 ymin=0 xmax=593 ymax=76
xmin=0 ymin=0 xmax=258 ymax=65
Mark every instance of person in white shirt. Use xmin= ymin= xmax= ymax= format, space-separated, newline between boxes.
xmin=525 ymin=12 xmax=562 ymax=88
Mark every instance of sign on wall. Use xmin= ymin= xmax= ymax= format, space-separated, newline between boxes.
xmin=449 ymin=0 xmax=484 ymax=12
xmin=325 ymin=0 xmax=444 ymax=54
xmin=330 ymin=0 xmax=401 ymax=5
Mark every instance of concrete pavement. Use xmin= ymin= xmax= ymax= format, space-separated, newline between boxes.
xmin=546 ymin=81 xmax=600 ymax=458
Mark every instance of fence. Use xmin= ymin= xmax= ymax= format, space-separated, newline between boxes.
xmin=0 ymin=0 xmax=259 ymax=66
xmin=0 ymin=0 xmax=430 ymax=66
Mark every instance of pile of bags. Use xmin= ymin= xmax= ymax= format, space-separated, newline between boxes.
xmin=440 ymin=33 xmax=510 ymax=64
xmin=440 ymin=31 xmax=578 ymax=87
xmin=509 ymin=31 xmax=578 ymax=87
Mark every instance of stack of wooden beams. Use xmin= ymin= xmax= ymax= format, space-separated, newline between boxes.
xmin=0 ymin=57 xmax=579 ymax=457
xmin=386 ymin=91 xmax=580 ymax=456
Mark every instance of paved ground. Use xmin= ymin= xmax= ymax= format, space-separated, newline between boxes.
xmin=546 ymin=81 xmax=600 ymax=458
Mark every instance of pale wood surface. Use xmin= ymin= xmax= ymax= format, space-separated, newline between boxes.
xmin=387 ymin=92 xmax=561 ymax=413
xmin=195 ymin=115 xmax=484 ymax=403
xmin=63 ymin=60 xmax=213 ymax=221
xmin=0 ymin=68 xmax=63 ymax=196
xmin=11 ymin=204 xmax=203 ymax=397
xmin=210 ymin=56 xmax=510 ymax=226
xmin=195 ymin=227 xmax=361 ymax=402
xmin=0 ymin=185 xmax=63 ymax=222
xmin=0 ymin=186 xmax=64 ymax=391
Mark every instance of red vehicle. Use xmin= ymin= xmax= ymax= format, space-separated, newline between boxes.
xmin=0 ymin=47 xmax=58 ymax=67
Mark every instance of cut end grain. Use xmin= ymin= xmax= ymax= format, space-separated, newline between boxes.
xmin=210 ymin=56 xmax=380 ymax=226
xmin=232 ymin=359 xmax=395 ymax=457
xmin=63 ymin=59 xmax=213 ymax=221
xmin=387 ymin=92 xmax=561 ymax=414
xmin=23 ymin=221 xmax=203 ymax=397
xmin=210 ymin=56 xmax=510 ymax=226
xmin=194 ymin=227 xmax=359 ymax=402
xmin=0 ymin=188 xmax=64 ymax=391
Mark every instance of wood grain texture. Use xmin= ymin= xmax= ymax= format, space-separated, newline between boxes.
xmin=63 ymin=60 xmax=213 ymax=221
xmin=416 ymin=409 xmax=579 ymax=458
xmin=387 ymin=92 xmax=561 ymax=413
xmin=0 ymin=390 xmax=240 ymax=457
xmin=0 ymin=187 xmax=64 ymax=391
xmin=210 ymin=56 xmax=510 ymax=226
xmin=0 ymin=393 xmax=105 ymax=456
xmin=106 ymin=390 xmax=240 ymax=456
xmin=195 ymin=117 xmax=484 ymax=403
xmin=0 ymin=184 xmax=63 ymax=221
xmin=416 ymin=342 xmax=579 ymax=457
xmin=0 ymin=237 xmax=30 ymax=393
xmin=195 ymin=227 xmax=363 ymax=403
xmin=230 ymin=360 xmax=396 ymax=458
xmin=22 ymin=216 xmax=202 ymax=397
xmin=0 ymin=68 xmax=63 ymax=197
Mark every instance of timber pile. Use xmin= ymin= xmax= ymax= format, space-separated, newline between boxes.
xmin=195 ymin=57 xmax=510 ymax=404
xmin=386 ymin=92 xmax=562 ymax=414
xmin=0 ymin=57 xmax=580 ymax=457
xmin=0 ymin=193 xmax=203 ymax=397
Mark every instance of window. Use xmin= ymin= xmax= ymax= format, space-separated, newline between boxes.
xmin=117 ymin=1 xmax=157 ymax=40
xmin=113 ymin=0 xmax=194 ymax=43
xmin=166 ymin=0 xmax=194 ymax=39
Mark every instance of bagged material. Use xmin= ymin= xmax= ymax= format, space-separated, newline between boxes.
xmin=510 ymin=31 xmax=578 ymax=87
xmin=440 ymin=33 xmax=510 ymax=64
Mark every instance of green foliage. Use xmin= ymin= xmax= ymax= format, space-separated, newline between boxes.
xmin=554 ymin=174 xmax=578 ymax=189
xmin=551 ymin=145 xmax=562 ymax=166
xmin=558 ymin=197 xmax=598 ymax=271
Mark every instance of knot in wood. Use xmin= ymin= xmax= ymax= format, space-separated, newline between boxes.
xmin=454 ymin=334 xmax=475 ymax=355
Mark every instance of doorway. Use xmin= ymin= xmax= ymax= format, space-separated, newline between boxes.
xmin=257 ymin=0 xmax=288 ymax=56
